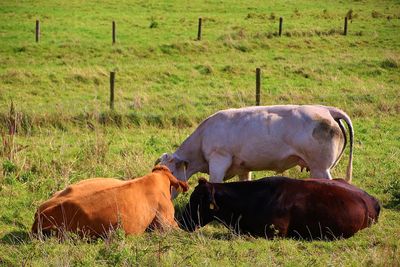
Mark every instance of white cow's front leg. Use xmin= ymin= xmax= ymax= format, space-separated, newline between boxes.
xmin=208 ymin=152 xmax=232 ymax=183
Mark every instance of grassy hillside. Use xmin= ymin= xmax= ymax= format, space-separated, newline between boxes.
xmin=0 ymin=0 xmax=399 ymax=265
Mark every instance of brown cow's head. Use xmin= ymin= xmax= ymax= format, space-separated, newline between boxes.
xmin=178 ymin=177 xmax=218 ymax=232
xmin=152 ymin=165 xmax=189 ymax=195
xmin=155 ymin=153 xmax=189 ymax=198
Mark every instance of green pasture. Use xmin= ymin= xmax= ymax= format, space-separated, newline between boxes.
xmin=0 ymin=0 xmax=399 ymax=265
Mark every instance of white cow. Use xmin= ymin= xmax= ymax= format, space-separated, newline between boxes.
xmin=156 ymin=105 xmax=353 ymax=187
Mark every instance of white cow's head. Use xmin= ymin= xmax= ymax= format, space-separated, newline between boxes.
xmin=155 ymin=153 xmax=188 ymax=182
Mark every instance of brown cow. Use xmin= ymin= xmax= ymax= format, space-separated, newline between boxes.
xmin=178 ymin=176 xmax=380 ymax=240
xmin=32 ymin=166 xmax=188 ymax=238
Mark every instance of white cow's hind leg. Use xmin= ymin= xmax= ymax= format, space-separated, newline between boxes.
xmin=310 ymin=169 xmax=332 ymax=179
xmin=239 ymin=172 xmax=252 ymax=181
xmin=208 ymin=152 xmax=232 ymax=183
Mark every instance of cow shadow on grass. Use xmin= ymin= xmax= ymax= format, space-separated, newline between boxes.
xmin=0 ymin=230 xmax=31 ymax=245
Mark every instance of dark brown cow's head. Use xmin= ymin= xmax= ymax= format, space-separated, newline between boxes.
xmin=178 ymin=178 xmax=218 ymax=231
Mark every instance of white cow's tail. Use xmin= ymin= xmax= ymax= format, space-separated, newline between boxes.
xmin=325 ymin=106 xmax=354 ymax=183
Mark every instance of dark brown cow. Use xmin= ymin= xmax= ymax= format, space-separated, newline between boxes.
xmin=178 ymin=177 xmax=380 ymax=240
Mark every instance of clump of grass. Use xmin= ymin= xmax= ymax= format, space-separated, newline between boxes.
xmin=1 ymin=102 xmax=19 ymax=161
xmin=282 ymin=29 xmax=341 ymax=38
xmin=371 ymin=10 xmax=384 ymax=18
xmin=2 ymin=159 xmax=17 ymax=176
xmin=172 ymin=113 xmax=193 ymax=128
xmin=194 ymin=64 xmax=213 ymax=75
xmin=82 ymin=134 xmax=110 ymax=164
xmin=144 ymin=113 xmax=165 ymax=127
xmin=381 ymin=55 xmax=399 ymax=69
xmin=221 ymin=28 xmax=247 ymax=42
xmin=97 ymin=228 xmax=134 ymax=266
xmin=220 ymin=33 xmax=248 ymax=50
xmin=293 ymin=68 xmax=311 ymax=79
xmin=265 ymin=32 xmax=277 ymax=38
xmin=202 ymin=17 xmax=217 ymax=23
xmin=129 ymin=94 xmax=148 ymax=110
xmin=346 ymin=9 xmax=354 ymax=20
xmin=159 ymin=41 xmax=209 ymax=55
xmin=1 ymin=69 xmax=36 ymax=85
xmin=159 ymin=44 xmax=181 ymax=55
xmin=161 ymin=71 xmax=184 ymax=85
xmin=292 ymin=8 xmax=301 ymax=17
xmin=127 ymin=111 xmax=142 ymax=126
xmin=221 ymin=65 xmax=242 ymax=74
xmin=384 ymin=179 xmax=400 ymax=209
xmin=149 ymin=20 xmax=158 ymax=29
xmin=376 ymin=101 xmax=400 ymax=115
xmin=13 ymin=46 xmax=28 ymax=53
xmin=67 ymin=68 xmax=107 ymax=84
xmin=316 ymin=28 xmax=342 ymax=36
xmin=245 ymin=13 xmax=268 ymax=20
xmin=234 ymin=43 xmax=252 ymax=52
xmin=321 ymin=9 xmax=333 ymax=19
xmin=99 ymin=111 xmax=124 ymax=127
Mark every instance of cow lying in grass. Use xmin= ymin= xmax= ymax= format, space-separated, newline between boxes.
xmin=32 ymin=166 xmax=188 ymax=239
xmin=178 ymin=177 xmax=380 ymax=240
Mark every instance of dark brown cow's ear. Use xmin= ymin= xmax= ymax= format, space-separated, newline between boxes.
xmin=198 ymin=177 xmax=208 ymax=185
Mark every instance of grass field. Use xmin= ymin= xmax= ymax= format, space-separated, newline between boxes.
xmin=1 ymin=0 xmax=400 ymax=266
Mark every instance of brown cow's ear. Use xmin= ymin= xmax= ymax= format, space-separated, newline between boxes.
xmin=167 ymin=171 xmax=189 ymax=193
xmin=198 ymin=177 xmax=208 ymax=185
xmin=172 ymin=180 xmax=189 ymax=194
xmin=178 ymin=181 xmax=189 ymax=193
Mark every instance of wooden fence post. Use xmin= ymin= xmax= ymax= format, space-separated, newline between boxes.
xmin=35 ymin=20 xmax=40 ymax=42
xmin=110 ymin=72 xmax=115 ymax=110
xmin=343 ymin=17 xmax=348 ymax=36
xmin=279 ymin=17 xmax=283 ymax=37
xmin=112 ymin=21 xmax=116 ymax=44
xmin=197 ymin=18 xmax=202 ymax=41
xmin=256 ymin=68 xmax=261 ymax=106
